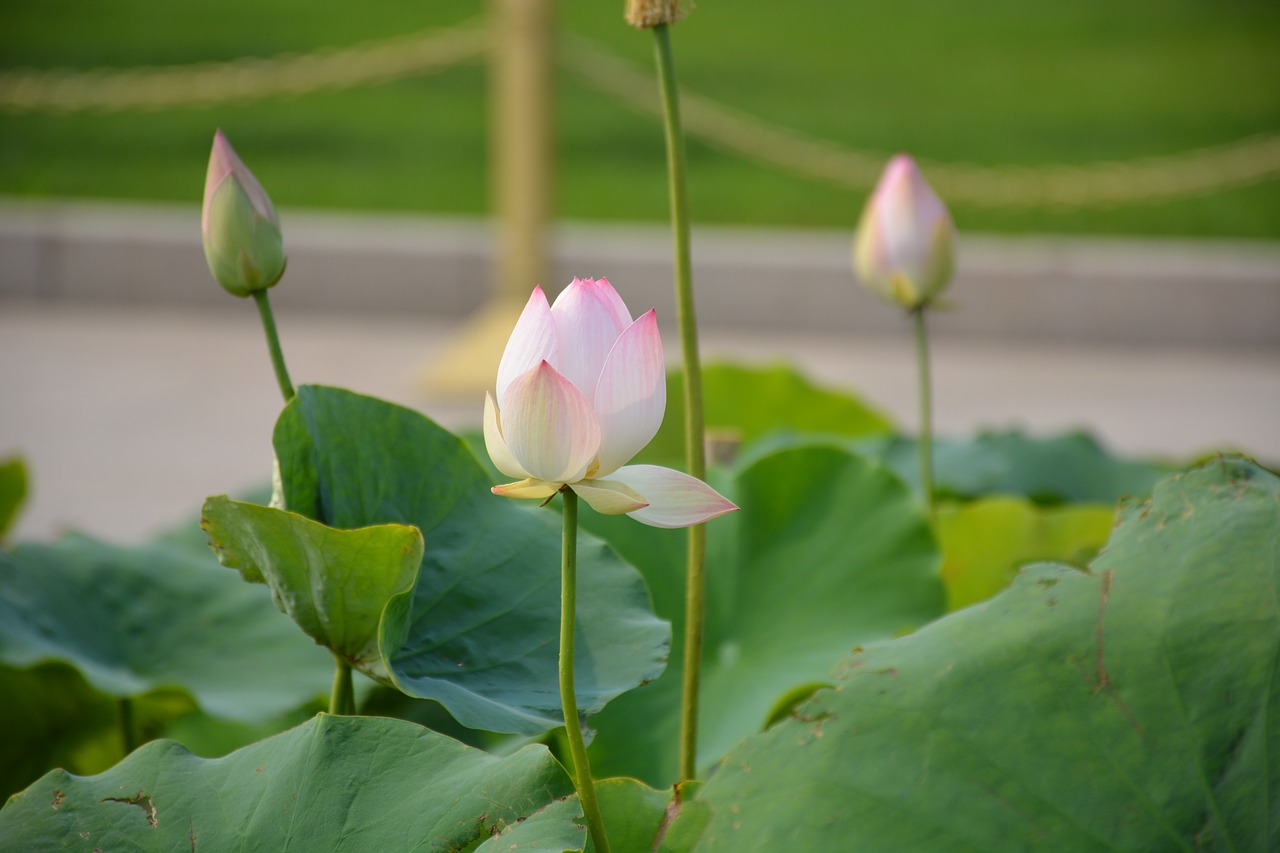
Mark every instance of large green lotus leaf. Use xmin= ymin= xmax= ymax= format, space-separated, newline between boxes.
xmin=854 ymin=429 xmax=1169 ymax=504
xmin=639 ymin=363 xmax=893 ymax=463
xmin=0 ymin=714 xmax=574 ymax=852
xmin=937 ymin=497 xmax=1115 ymax=610
xmin=475 ymin=794 xmax=584 ymax=852
xmin=580 ymin=445 xmax=944 ymax=786
xmin=0 ymin=534 xmax=334 ymax=722
xmin=272 ymin=386 xmax=669 ymax=735
xmin=0 ymin=455 xmax=27 ymax=540
xmin=201 ymin=496 xmax=423 ymax=673
xmin=687 ymin=457 xmax=1279 ymax=852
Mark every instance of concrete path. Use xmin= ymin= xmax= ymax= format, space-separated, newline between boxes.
xmin=2 ymin=299 xmax=1275 ymax=544
xmin=1 ymin=199 xmax=1276 ymax=542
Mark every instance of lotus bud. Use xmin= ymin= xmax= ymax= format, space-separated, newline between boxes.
xmin=625 ymin=0 xmax=691 ymax=29
xmin=201 ymin=129 xmax=286 ymax=298
xmin=853 ymin=154 xmax=956 ymax=311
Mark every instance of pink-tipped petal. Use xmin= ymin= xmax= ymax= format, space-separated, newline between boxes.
xmin=501 ymin=361 xmax=601 ymax=484
xmin=878 ymin=158 xmax=940 ymax=285
xmin=608 ymin=465 xmax=738 ymax=529
xmin=593 ymin=309 xmax=666 ymax=477
xmin=593 ymin=277 xmax=632 ymax=328
xmin=571 ymin=478 xmax=650 ymax=515
xmin=202 ymin=131 xmax=235 ymax=235
xmin=483 ymin=392 xmax=528 ymax=480
xmin=550 ymin=277 xmax=632 ymax=404
xmin=853 ymin=154 xmax=954 ymax=308
xmin=497 ymin=286 xmax=558 ymax=407
xmin=202 ymin=130 xmax=277 ymax=235
xmin=492 ymin=478 xmax=560 ymax=500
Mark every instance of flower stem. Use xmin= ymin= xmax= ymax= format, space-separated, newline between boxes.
xmin=559 ymin=489 xmax=611 ymax=853
xmin=652 ymin=20 xmax=708 ymax=786
xmin=252 ymin=289 xmax=295 ymax=402
xmin=329 ymin=654 xmax=354 ymax=716
xmin=912 ymin=307 xmax=935 ymax=517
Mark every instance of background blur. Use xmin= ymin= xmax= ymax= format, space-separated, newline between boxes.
xmin=2 ymin=0 xmax=1278 ymax=542
xmin=3 ymin=0 xmax=1279 ymax=235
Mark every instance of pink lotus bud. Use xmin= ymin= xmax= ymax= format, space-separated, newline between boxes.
xmin=201 ymin=129 xmax=286 ymax=298
xmin=853 ymin=154 xmax=956 ymax=310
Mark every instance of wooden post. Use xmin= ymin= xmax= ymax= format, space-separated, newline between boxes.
xmin=424 ymin=0 xmax=556 ymax=395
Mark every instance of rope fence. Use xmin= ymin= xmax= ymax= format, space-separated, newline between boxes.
xmin=560 ymin=34 xmax=1280 ymax=209
xmin=1 ymin=18 xmax=1276 ymax=209
xmin=0 ymin=21 xmax=487 ymax=111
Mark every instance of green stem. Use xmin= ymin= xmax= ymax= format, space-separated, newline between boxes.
xmin=252 ymin=289 xmax=295 ymax=402
xmin=559 ymin=489 xmax=611 ymax=853
xmin=652 ymin=20 xmax=708 ymax=786
xmin=118 ymin=697 xmax=137 ymax=754
xmin=329 ymin=654 xmax=354 ymax=716
xmin=912 ymin=307 xmax=935 ymax=518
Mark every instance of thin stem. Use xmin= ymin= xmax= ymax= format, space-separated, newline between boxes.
xmin=678 ymin=525 xmax=707 ymax=781
xmin=652 ymin=20 xmax=708 ymax=786
xmin=912 ymin=307 xmax=935 ymax=518
xmin=118 ymin=697 xmax=137 ymax=754
xmin=329 ymin=654 xmax=354 ymax=716
xmin=559 ymin=489 xmax=611 ymax=853
xmin=252 ymin=289 xmax=295 ymax=402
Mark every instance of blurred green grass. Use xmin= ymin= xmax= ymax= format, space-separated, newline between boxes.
xmin=2 ymin=0 xmax=1278 ymax=237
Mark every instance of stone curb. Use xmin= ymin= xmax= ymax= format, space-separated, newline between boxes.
xmin=2 ymin=197 xmax=1277 ymax=346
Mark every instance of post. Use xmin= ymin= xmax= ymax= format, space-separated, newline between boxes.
xmin=423 ymin=0 xmax=556 ymax=394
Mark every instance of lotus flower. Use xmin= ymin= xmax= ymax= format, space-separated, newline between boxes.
xmin=485 ymin=277 xmax=738 ymax=528
xmin=201 ymin=129 xmax=286 ymax=298
xmin=853 ymin=154 xmax=956 ymax=310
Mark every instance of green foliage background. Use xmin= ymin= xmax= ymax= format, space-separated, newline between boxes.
xmin=2 ymin=0 xmax=1278 ymax=236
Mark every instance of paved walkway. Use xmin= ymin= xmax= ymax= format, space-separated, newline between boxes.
xmin=2 ymin=298 xmax=1275 ymax=543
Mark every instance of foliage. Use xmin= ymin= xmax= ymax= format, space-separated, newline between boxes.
xmin=202 ymin=496 xmax=423 ymax=673
xmin=269 ymin=385 xmax=670 ymax=734
xmin=0 ymin=665 xmax=124 ymax=800
xmin=683 ymin=457 xmax=1280 ymax=851
xmin=937 ymin=497 xmax=1115 ymax=610
xmin=6 ymin=458 xmax=1270 ymax=852
xmin=0 ymin=534 xmax=334 ymax=721
xmin=0 ymin=456 xmax=26 ymax=542
xmin=0 ymin=715 xmax=574 ymax=852
xmin=857 ymin=429 xmax=1170 ymax=504
xmin=3 ymin=1 xmax=1279 ymax=236
xmin=581 ymin=443 xmax=944 ymax=786
xmin=640 ymin=363 xmax=892 ymax=464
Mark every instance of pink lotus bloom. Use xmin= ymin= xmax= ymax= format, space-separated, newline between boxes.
xmin=853 ymin=154 xmax=956 ymax=310
xmin=485 ymin=277 xmax=738 ymax=528
xmin=201 ymin=129 xmax=286 ymax=298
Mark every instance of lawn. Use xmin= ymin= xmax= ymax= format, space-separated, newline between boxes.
xmin=2 ymin=0 xmax=1278 ymax=237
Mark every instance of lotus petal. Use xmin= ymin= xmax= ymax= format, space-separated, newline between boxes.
xmin=593 ymin=310 xmax=665 ymax=478
xmin=497 ymin=287 xmax=558 ymax=406
xmin=572 ymin=478 xmax=650 ymax=516
xmin=501 ymin=361 xmax=600 ymax=484
xmin=609 ymin=464 xmax=739 ymax=528
xmin=550 ymin=277 xmax=631 ymax=404
xmin=491 ymin=477 xmax=561 ymax=500
xmin=483 ymin=392 xmax=528 ymax=480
